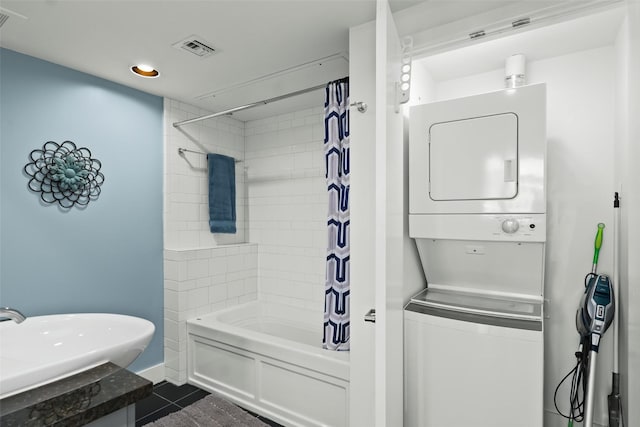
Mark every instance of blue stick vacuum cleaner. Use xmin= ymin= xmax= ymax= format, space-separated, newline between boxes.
xmin=575 ymin=223 xmax=615 ymax=427
xmin=556 ymin=196 xmax=623 ymax=426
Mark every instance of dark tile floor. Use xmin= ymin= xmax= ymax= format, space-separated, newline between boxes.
xmin=135 ymin=381 xmax=283 ymax=426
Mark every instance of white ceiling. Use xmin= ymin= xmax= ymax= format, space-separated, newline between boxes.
xmin=417 ymin=5 xmax=625 ymax=82
xmin=0 ymin=0 xmax=519 ymax=121
xmin=0 ymin=1 xmax=623 ymax=122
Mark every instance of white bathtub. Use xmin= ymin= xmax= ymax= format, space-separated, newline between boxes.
xmin=187 ymin=301 xmax=350 ymax=427
xmin=0 ymin=313 xmax=154 ymax=399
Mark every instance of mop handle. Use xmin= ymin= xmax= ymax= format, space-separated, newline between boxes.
xmin=613 ymin=193 xmax=620 ymax=373
xmin=592 ymin=223 xmax=605 ymax=274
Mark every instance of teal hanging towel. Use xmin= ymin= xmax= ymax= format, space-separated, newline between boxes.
xmin=207 ymin=153 xmax=236 ymax=234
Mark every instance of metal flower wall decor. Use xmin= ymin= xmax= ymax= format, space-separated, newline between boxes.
xmin=24 ymin=141 xmax=104 ymax=208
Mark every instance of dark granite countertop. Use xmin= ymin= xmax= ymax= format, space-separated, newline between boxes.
xmin=0 ymin=362 xmax=152 ymax=426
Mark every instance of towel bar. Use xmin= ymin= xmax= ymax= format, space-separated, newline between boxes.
xmin=178 ymin=148 xmax=242 ymax=163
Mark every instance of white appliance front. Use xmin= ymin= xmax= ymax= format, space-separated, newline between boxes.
xmin=409 ymin=83 xmax=546 ymax=218
xmin=414 ymin=239 xmax=545 ymax=297
xmin=405 ymin=84 xmax=546 ymax=427
xmin=404 ymin=308 xmax=544 ymax=427
xmin=430 ymin=112 xmax=518 ymax=201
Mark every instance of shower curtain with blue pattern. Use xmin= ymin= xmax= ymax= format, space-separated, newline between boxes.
xmin=323 ymin=78 xmax=350 ymax=351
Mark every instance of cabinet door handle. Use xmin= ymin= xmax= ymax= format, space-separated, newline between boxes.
xmin=364 ymin=308 xmax=376 ymax=323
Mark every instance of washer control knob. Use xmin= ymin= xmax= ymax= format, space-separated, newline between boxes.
xmin=501 ymin=218 xmax=520 ymax=234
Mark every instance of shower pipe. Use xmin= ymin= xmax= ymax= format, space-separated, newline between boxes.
xmin=172 ymin=78 xmax=366 ymax=128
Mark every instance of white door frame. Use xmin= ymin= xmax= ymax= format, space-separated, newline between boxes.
xmin=349 ymin=1 xmax=405 ymax=425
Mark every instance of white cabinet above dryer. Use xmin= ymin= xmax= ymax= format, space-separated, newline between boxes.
xmin=409 ymin=83 xmax=546 ymax=216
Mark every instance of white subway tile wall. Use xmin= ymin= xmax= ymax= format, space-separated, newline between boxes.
xmin=162 ymin=98 xmax=327 ymax=384
xmin=164 ymin=98 xmax=246 ymax=249
xmin=164 ymin=244 xmax=258 ymax=383
xmin=163 ymin=98 xmax=253 ymax=384
xmin=245 ymin=107 xmax=327 ymax=313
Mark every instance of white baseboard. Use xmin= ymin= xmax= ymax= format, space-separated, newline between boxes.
xmin=135 ymin=363 xmax=165 ymax=384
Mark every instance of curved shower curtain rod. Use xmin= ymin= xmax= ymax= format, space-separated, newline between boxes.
xmin=172 ymin=77 xmax=352 ymax=128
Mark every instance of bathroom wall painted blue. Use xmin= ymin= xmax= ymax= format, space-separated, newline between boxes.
xmin=0 ymin=48 xmax=164 ymax=372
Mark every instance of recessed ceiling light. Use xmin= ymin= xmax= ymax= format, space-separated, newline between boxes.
xmin=131 ymin=64 xmax=159 ymax=78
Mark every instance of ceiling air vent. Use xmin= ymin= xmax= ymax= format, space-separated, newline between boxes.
xmin=172 ymin=35 xmax=216 ymax=58
xmin=0 ymin=13 xmax=9 ymax=28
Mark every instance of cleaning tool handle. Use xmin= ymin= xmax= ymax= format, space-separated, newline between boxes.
xmin=592 ymin=223 xmax=605 ymax=269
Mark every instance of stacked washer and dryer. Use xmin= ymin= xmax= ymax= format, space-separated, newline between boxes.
xmin=405 ymin=83 xmax=547 ymax=427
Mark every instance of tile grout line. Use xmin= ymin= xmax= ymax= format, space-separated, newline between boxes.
xmin=135 ymin=392 xmax=177 ymax=422
xmin=136 ymin=403 xmax=179 ymax=423
xmin=173 ymin=389 xmax=207 ymax=408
